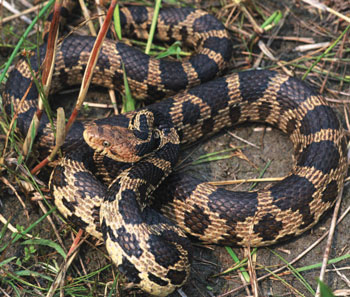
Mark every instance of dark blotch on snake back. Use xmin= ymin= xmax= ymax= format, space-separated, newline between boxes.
xmin=299 ymin=105 xmax=340 ymax=135
xmin=159 ymin=59 xmax=189 ymax=92
xmin=253 ymin=213 xmax=283 ymax=242
xmin=190 ymin=54 xmax=219 ymax=83
xmin=116 ymin=43 xmax=150 ymax=84
xmin=296 ymin=141 xmax=340 ymax=174
xmin=73 ymin=171 xmax=106 ymax=200
xmin=181 ymin=101 xmax=201 ymax=126
xmin=192 ymin=14 xmax=226 ymax=32
xmin=127 ymin=6 xmax=149 ymax=24
xmin=118 ymin=189 xmax=143 ymax=225
xmin=159 ymin=7 xmax=194 ymax=25
xmin=277 ymin=76 xmax=317 ymax=106
xmin=270 ymin=175 xmax=316 ymax=212
xmin=321 ymin=180 xmax=338 ymax=204
xmin=238 ymin=70 xmax=276 ymax=103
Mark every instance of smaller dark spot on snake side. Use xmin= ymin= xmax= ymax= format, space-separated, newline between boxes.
xmin=147 ymin=234 xmax=181 ymax=268
xmin=296 ymin=141 xmax=340 ymax=174
xmin=181 ymin=101 xmax=201 ymax=126
xmin=341 ymin=137 xmax=347 ymax=155
xmin=202 ymin=117 xmax=214 ymax=134
xmin=118 ymin=256 xmax=142 ymax=284
xmin=179 ymin=26 xmax=189 ymax=42
xmin=286 ymin=118 xmax=297 ymax=135
xmin=229 ymin=105 xmax=241 ymax=124
xmin=253 ymin=213 xmax=283 ymax=242
xmin=68 ymin=214 xmax=89 ymax=230
xmin=298 ymin=207 xmax=315 ymax=230
xmin=91 ymin=205 xmax=101 ymax=232
xmin=58 ymin=68 xmax=69 ymax=88
xmin=184 ymin=205 xmax=210 ymax=235
xmin=258 ymin=101 xmax=272 ymax=121
xmin=321 ymin=180 xmax=338 ymax=204
xmin=146 ymin=85 xmax=166 ymax=100
xmin=118 ymin=189 xmax=143 ymax=225
xmin=147 ymin=273 xmax=168 ymax=286
xmin=167 ymin=269 xmax=188 ymax=286
xmin=299 ymin=105 xmax=340 ymax=135
xmin=116 ymin=226 xmax=143 ymax=258
xmin=238 ymin=70 xmax=276 ymax=103
xmin=101 ymin=218 xmax=108 ymax=241
xmin=50 ymin=165 xmax=68 ymax=188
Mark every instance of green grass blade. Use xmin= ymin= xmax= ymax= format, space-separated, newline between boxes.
xmin=21 ymin=238 xmax=66 ymax=259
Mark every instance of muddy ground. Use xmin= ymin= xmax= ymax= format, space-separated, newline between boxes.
xmin=0 ymin=0 xmax=349 ymax=296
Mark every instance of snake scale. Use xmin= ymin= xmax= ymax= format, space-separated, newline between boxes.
xmin=2 ymin=2 xmax=348 ymax=296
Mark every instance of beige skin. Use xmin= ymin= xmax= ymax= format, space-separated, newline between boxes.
xmin=83 ymin=124 xmax=142 ymax=163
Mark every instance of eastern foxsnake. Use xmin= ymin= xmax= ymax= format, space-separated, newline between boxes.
xmin=2 ymin=3 xmax=347 ymax=296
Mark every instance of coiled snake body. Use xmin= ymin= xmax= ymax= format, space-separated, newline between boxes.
xmin=3 ymin=4 xmax=347 ymax=296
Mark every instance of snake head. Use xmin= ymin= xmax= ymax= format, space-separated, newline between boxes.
xmin=83 ymin=110 xmax=174 ymax=163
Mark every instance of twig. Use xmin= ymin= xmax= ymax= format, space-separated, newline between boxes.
xmin=315 ymin=187 xmax=344 ymax=296
xmin=1 ymin=1 xmax=49 ymax=24
xmin=2 ymin=0 xmax=35 ymax=25
xmin=227 ymin=131 xmax=259 ymax=149
xmin=208 ymin=177 xmax=284 ymax=186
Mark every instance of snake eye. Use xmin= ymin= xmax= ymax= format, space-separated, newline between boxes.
xmin=102 ymin=140 xmax=111 ymax=147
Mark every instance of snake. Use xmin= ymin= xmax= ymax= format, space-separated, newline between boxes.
xmin=2 ymin=2 xmax=348 ymax=296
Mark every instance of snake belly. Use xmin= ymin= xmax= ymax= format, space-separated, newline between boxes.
xmin=3 ymin=3 xmax=348 ymax=297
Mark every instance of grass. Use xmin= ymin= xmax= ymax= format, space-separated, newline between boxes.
xmin=0 ymin=0 xmax=350 ymax=297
